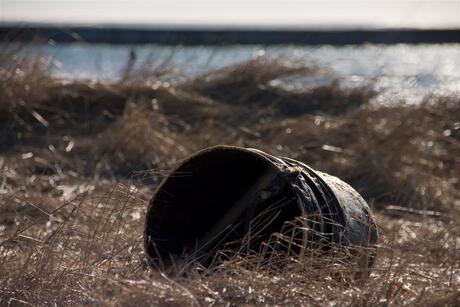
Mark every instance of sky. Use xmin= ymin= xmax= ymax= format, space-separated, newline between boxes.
xmin=1 ymin=0 xmax=459 ymax=29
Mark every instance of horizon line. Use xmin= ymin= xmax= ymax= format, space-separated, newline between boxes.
xmin=2 ymin=21 xmax=460 ymax=32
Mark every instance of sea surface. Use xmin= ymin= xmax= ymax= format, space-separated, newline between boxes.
xmin=32 ymin=43 xmax=460 ymax=103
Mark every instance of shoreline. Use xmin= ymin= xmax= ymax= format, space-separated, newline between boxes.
xmin=1 ymin=24 xmax=459 ymax=45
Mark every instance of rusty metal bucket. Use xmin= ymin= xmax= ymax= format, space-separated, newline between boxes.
xmin=144 ymin=145 xmax=378 ymax=268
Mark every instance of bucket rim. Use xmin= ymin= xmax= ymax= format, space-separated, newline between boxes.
xmin=143 ymin=145 xmax=287 ymax=260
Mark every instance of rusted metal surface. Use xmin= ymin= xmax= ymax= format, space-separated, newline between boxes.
xmin=144 ymin=145 xmax=378 ymax=267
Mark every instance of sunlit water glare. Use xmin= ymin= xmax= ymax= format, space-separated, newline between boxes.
xmin=38 ymin=43 xmax=460 ymax=104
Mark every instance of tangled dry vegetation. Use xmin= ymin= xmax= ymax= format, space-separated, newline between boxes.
xmin=0 ymin=47 xmax=459 ymax=306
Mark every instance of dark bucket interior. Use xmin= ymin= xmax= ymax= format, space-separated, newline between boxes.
xmin=144 ymin=147 xmax=301 ymax=264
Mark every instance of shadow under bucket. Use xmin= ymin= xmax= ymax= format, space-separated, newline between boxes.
xmin=144 ymin=146 xmax=378 ymax=268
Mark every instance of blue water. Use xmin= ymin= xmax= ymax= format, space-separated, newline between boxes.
xmin=38 ymin=43 xmax=460 ymax=103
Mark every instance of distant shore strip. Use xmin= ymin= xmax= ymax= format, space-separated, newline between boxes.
xmin=1 ymin=24 xmax=459 ymax=45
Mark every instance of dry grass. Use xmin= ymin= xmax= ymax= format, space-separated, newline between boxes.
xmin=0 ymin=48 xmax=459 ymax=306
